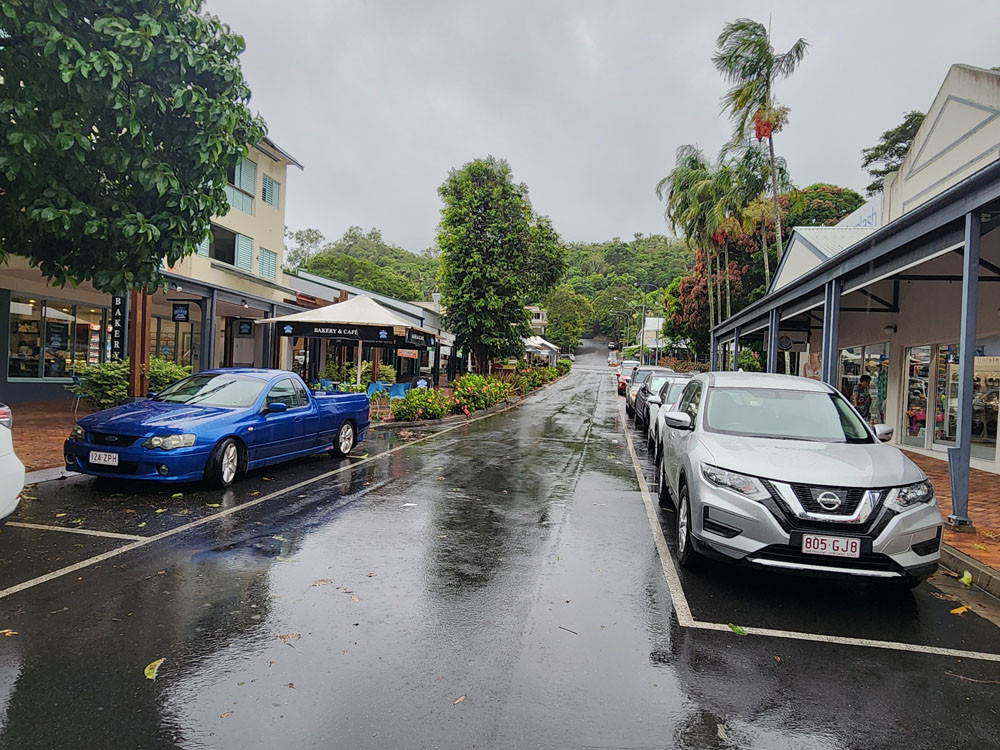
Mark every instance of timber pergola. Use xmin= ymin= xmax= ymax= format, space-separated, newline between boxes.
xmin=711 ymin=159 xmax=1000 ymax=529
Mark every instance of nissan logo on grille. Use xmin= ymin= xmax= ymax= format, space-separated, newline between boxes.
xmin=816 ymin=490 xmax=843 ymax=511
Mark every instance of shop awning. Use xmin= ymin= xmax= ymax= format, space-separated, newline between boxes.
xmin=258 ymin=294 xmax=437 ymax=347
xmin=524 ymin=335 xmax=560 ymax=354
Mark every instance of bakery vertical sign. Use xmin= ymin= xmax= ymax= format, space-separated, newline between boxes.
xmin=110 ymin=294 xmax=129 ymax=360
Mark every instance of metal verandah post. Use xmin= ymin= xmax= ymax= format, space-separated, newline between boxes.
xmin=766 ymin=308 xmax=780 ymax=373
xmin=821 ymin=279 xmax=842 ymax=386
xmin=947 ymin=211 xmax=981 ymax=529
xmin=709 ymin=331 xmax=718 ymax=371
xmin=732 ymin=328 xmax=741 ymax=370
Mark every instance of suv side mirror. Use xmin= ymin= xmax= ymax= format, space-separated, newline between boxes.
xmin=266 ymin=401 xmax=288 ymax=414
xmin=664 ymin=411 xmax=692 ymax=430
xmin=647 ymin=395 xmax=662 ymax=406
xmin=874 ymin=423 xmax=893 ymax=442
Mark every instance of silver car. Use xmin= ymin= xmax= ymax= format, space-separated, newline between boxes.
xmin=658 ymin=372 xmax=942 ymax=587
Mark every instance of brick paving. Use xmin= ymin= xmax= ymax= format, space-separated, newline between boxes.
xmin=10 ymin=398 xmax=87 ymax=472
xmin=903 ymin=450 xmax=1000 ymax=574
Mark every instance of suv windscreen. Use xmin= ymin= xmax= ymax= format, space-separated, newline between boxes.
xmin=660 ymin=380 xmax=689 ymax=407
xmin=632 ymin=369 xmax=653 ymax=385
xmin=704 ymin=387 xmax=873 ymax=444
xmin=648 ymin=375 xmax=672 ymax=393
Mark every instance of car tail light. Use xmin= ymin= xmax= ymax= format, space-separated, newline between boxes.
xmin=0 ymin=403 xmax=12 ymax=429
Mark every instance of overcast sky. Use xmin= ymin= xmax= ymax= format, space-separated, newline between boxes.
xmin=206 ymin=0 xmax=999 ymax=253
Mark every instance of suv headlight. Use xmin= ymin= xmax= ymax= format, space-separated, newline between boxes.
xmin=69 ymin=425 xmax=86 ymax=441
xmin=143 ymin=434 xmax=197 ymax=450
xmin=887 ymin=479 xmax=935 ymax=511
xmin=700 ymin=464 xmax=770 ymax=502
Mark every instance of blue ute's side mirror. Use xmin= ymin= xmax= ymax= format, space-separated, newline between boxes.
xmin=267 ymin=402 xmax=288 ymax=414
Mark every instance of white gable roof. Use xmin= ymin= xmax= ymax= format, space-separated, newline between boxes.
xmin=771 ymin=226 xmax=876 ymax=292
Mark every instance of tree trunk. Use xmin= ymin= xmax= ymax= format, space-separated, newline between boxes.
xmin=767 ymin=135 xmax=784 ymax=259
xmin=715 ymin=249 xmax=724 ymax=322
xmin=723 ymin=241 xmax=732 ymax=319
xmin=704 ymin=247 xmax=715 ymax=332
xmin=760 ymin=222 xmax=771 ymax=289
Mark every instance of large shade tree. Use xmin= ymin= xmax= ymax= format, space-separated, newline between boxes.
xmin=544 ymin=285 xmax=592 ymax=352
xmin=861 ymin=111 xmax=925 ymax=196
xmin=0 ymin=0 xmax=266 ymax=292
xmin=713 ymin=17 xmax=807 ymax=261
xmin=437 ymin=156 xmax=564 ymax=372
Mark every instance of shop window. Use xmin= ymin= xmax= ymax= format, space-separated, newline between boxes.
xmin=902 ymin=346 xmax=931 ymax=448
xmin=933 ymin=339 xmax=999 ymax=460
xmin=8 ymin=295 xmax=42 ymax=378
xmin=74 ymin=307 xmax=105 ymax=368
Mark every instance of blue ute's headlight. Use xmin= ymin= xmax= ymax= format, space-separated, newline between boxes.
xmin=143 ymin=434 xmax=197 ymax=450
xmin=69 ymin=425 xmax=86 ymax=441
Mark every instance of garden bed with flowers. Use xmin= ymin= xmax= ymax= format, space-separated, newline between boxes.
xmin=371 ymin=359 xmax=571 ymax=428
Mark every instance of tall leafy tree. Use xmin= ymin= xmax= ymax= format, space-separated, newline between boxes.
xmin=305 ymin=254 xmax=420 ymax=300
xmin=544 ymin=285 xmax=592 ymax=352
xmin=437 ymin=156 xmax=564 ymax=372
xmin=861 ymin=111 xmax=925 ymax=196
xmin=713 ymin=18 xmax=807 ymax=260
xmin=0 ymin=0 xmax=265 ymax=292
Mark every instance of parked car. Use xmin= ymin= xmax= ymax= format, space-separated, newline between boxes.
xmin=0 ymin=403 xmax=25 ymax=526
xmin=607 ymin=342 xmax=619 ymax=350
xmin=633 ymin=368 xmax=676 ymax=431
xmin=648 ymin=373 xmax=695 ymax=451
xmin=65 ymin=369 xmax=370 ymax=488
xmin=625 ymin=366 xmax=660 ymax=417
xmin=616 ymin=360 xmax=640 ymax=395
xmin=658 ymin=372 xmax=942 ymax=588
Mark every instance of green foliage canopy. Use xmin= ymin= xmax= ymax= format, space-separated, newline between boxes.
xmin=543 ymin=285 xmax=592 ymax=352
xmin=437 ymin=156 xmax=565 ymax=372
xmin=861 ymin=110 xmax=925 ymax=196
xmin=0 ymin=0 xmax=266 ymax=292
xmin=787 ymin=183 xmax=864 ymax=227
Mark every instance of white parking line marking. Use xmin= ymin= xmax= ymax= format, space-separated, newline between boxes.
xmin=5 ymin=522 xmax=145 ymax=542
xmin=619 ymin=397 xmax=1000 ymax=664
xmin=0 ymin=395 xmax=532 ymax=601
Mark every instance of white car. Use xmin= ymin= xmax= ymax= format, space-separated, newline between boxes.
xmin=0 ymin=403 xmax=25 ymax=525
xmin=649 ymin=373 xmax=695 ymax=452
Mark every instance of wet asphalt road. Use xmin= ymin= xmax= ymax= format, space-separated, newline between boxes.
xmin=1 ymin=341 xmax=999 ymax=749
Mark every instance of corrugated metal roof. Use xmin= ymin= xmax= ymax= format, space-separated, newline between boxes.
xmin=793 ymin=226 xmax=876 ymax=258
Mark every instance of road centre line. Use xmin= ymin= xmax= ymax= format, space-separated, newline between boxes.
xmin=0 ymin=391 xmax=539 ymax=601
xmin=620 ymin=399 xmax=1000 ymax=664
xmin=4 ymin=522 xmax=146 ymax=542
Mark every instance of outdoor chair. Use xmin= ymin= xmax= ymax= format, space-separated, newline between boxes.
xmin=366 ymin=383 xmax=378 ymax=399
xmin=415 ymin=378 xmax=428 ymax=390
xmin=389 ymin=384 xmax=407 ymax=401
xmin=320 ymin=379 xmax=334 ymax=391
xmin=71 ymin=374 xmax=82 ymax=418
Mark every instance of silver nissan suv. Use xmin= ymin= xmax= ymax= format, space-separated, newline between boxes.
xmin=658 ymin=372 xmax=943 ymax=587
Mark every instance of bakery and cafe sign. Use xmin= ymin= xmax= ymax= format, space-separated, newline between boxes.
xmin=277 ymin=322 xmax=395 ymax=342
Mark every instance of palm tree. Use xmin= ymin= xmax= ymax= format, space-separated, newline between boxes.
xmin=713 ymin=18 xmax=807 ymax=260
xmin=726 ymin=139 xmax=792 ymax=288
xmin=657 ymin=146 xmax=716 ymax=330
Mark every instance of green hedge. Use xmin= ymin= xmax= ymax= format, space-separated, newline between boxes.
xmin=390 ymin=387 xmax=453 ymax=421
xmin=67 ymin=357 xmax=191 ymax=412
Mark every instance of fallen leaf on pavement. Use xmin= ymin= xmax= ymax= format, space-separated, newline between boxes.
xmin=155 ymin=508 xmax=167 ymax=514
xmin=220 ymin=712 xmax=233 ymax=719
xmin=285 ymin=683 xmax=295 ymax=689
xmin=951 ymin=605 xmax=971 ymax=615
xmin=312 ymin=579 xmax=333 ymax=587
xmin=351 ymin=594 xmax=360 ymax=603
xmin=144 ymin=658 xmax=165 ymax=680
xmin=206 ymin=504 xmax=222 ymax=508
xmin=728 ymin=623 xmax=748 ymax=636
xmin=981 ymin=530 xmax=998 ymax=540
xmin=70 ymin=518 xmax=82 ymax=524
xmin=973 ymin=543 xmax=990 ymax=552
xmin=276 ymin=634 xmax=301 ymax=642
xmin=249 ymin=491 xmax=261 ymax=496
xmin=774 ymin=656 xmax=781 ymax=662
xmin=0 ymin=629 xmax=18 ymax=637
xmin=55 ymin=513 xmax=67 ymax=518
xmin=171 ymin=493 xmax=183 ymax=498
xmin=717 ymin=724 xmax=728 ymax=741
xmin=453 ymin=695 xmax=466 ymax=705
xmin=402 ymin=503 xmax=417 ymax=507
xmin=959 ymin=570 xmax=973 ymax=586
xmin=137 ymin=522 xmax=146 ymax=528
xmin=20 ymin=494 xmax=37 ymax=501
xmin=272 ymin=535 xmax=287 ymax=542
xmin=263 ymin=477 xmax=271 ymax=481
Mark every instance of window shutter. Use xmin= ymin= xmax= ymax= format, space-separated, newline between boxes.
xmin=235 ymin=234 xmax=253 ymax=270
xmin=262 ymin=175 xmax=281 ymax=208
xmin=239 ymin=158 xmax=257 ymax=195
xmin=259 ymin=248 xmax=277 ymax=279
xmin=196 ymin=236 xmax=210 ymax=256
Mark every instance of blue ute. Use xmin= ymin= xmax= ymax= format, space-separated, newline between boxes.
xmin=64 ymin=369 xmax=370 ymax=487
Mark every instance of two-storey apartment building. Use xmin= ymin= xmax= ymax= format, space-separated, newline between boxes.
xmin=1 ymin=137 xmax=304 ymax=404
